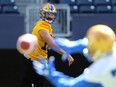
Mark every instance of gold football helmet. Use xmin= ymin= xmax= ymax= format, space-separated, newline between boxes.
xmin=85 ymin=24 xmax=115 ymax=61
xmin=39 ymin=3 xmax=57 ymax=23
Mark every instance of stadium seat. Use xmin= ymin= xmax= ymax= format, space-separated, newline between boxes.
xmin=69 ymin=0 xmax=77 ymax=5
xmin=0 ymin=0 xmax=15 ymax=5
xmin=77 ymin=0 xmax=94 ymax=5
xmin=79 ymin=5 xmax=95 ymax=13
xmin=0 ymin=6 xmax=2 ymax=13
xmin=96 ymin=5 xmax=112 ymax=13
xmin=94 ymin=0 xmax=111 ymax=5
xmin=113 ymin=5 xmax=116 ymax=12
xmin=2 ymin=5 xmax=19 ymax=13
xmin=60 ymin=0 xmax=77 ymax=5
xmin=70 ymin=5 xmax=79 ymax=13
xmin=112 ymin=0 xmax=116 ymax=5
xmin=59 ymin=0 xmax=70 ymax=4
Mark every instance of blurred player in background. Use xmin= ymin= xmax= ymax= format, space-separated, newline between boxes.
xmin=20 ymin=3 xmax=74 ymax=87
xmin=33 ymin=24 xmax=116 ymax=87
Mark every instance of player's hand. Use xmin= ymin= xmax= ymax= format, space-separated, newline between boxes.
xmin=33 ymin=56 xmax=55 ymax=76
xmin=67 ymin=55 xmax=74 ymax=66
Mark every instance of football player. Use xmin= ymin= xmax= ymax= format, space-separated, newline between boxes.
xmin=33 ymin=24 xmax=116 ymax=87
xmin=21 ymin=3 xmax=74 ymax=87
xmin=26 ymin=3 xmax=74 ymax=66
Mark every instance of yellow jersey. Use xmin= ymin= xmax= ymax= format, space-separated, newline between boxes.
xmin=27 ymin=20 xmax=53 ymax=60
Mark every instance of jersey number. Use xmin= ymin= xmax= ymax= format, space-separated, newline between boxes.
xmin=41 ymin=43 xmax=47 ymax=50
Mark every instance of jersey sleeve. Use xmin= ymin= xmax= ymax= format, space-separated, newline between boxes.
xmin=45 ymin=70 xmax=102 ymax=87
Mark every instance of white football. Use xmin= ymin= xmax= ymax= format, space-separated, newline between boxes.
xmin=16 ymin=34 xmax=38 ymax=54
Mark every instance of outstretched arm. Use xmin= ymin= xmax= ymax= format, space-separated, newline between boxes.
xmin=54 ymin=38 xmax=87 ymax=54
xmin=39 ymin=30 xmax=74 ymax=66
xmin=33 ymin=57 xmax=102 ymax=87
xmin=54 ymin=38 xmax=88 ymax=61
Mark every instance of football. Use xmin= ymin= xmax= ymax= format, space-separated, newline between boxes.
xmin=16 ymin=34 xmax=38 ymax=54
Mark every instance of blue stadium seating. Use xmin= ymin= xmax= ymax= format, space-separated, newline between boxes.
xmin=113 ymin=5 xmax=116 ymax=12
xmin=59 ymin=0 xmax=116 ymax=13
xmin=0 ymin=6 xmax=2 ymax=13
xmin=112 ymin=0 xmax=116 ymax=5
xmin=94 ymin=0 xmax=111 ymax=5
xmin=70 ymin=5 xmax=79 ymax=13
xmin=96 ymin=5 xmax=112 ymax=13
xmin=1 ymin=0 xmax=15 ymax=5
xmin=60 ymin=0 xmax=77 ymax=5
xmin=0 ymin=0 xmax=19 ymax=14
xmin=77 ymin=0 xmax=94 ymax=5
xmin=69 ymin=0 xmax=77 ymax=5
xmin=79 ymin=5 xmax=95 ymax=13
xmin=2 ymin=5 xmax=19 ymax=13
xmin=60 ymin=0 xmax=70 ymax=4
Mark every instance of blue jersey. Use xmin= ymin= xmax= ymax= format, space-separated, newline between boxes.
xmin=45 ymin=53 xmax=116 ymax=87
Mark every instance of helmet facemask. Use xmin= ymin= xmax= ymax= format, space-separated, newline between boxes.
xmin=39 ymin=3 xmax=57 ymax=24
xmin=42 ymin=11 xmax=57 ymax=23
